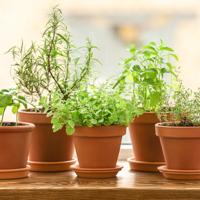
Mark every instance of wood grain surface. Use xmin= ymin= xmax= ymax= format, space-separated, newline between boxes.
xmin=0 ymin=162 xmax=200 ymax=200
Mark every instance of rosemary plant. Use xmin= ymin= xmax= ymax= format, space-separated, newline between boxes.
xmin=8 ymin=7 xmax=96 ymax=111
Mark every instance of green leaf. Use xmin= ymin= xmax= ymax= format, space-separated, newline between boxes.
xmin=39 ymin=96 xmax=48 ymax=108
xmin=129 ymin=45 xmax=136 ymax=54
xmin=160 ymin=47 xmax=174 ymax=52
xmin=67 ymin=120 xmax=75 ymax=128
xmin=0 ymin=107 xmax=5 ymax=115
xmin=150 ymin=92 xmax=161 ymax=107
xmin=52 ymin=123 xmax=63 ymax=132
xmin=160 ymin=68 xmax=168 ymax=75
xmin=132 ymin=64 xmax=141 ymax=72
xmin=0 ymin=94 xmax=13 ymax=107
xmin=66 ymin=126 xmax=74 ymax=135
xmin=91 ymin=119 xmax=97 ymax=124
xmin=12 ymin=104 xmax=20 ymax=114
xmin=144 ymin=45 xmax=157 ymax=52
xmin=143 ymin=69 xmax=157 ymax=80
xmin=170 ymin=53 xmax=179 ymax=61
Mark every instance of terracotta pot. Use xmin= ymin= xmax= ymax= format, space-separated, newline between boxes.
xmin=156 ymin=123 xmax=200 ymax=170
xmin=129 ymin=112 xmax=164 ymax=162
xmin=0 ymin=122 xmax=34 ymax=169
xmin=18 ymin=110 xmax=75 ymax=171
xmin=74 ymin=126 xmax=126 ymax=168
xmin=0 ymin=122 xmax=34 ymax=179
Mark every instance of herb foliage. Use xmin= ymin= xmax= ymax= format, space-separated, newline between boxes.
xmin=0 ymin=89 xmax=27 ymax=126
xmin=159 ymin=84 xmax=200 ymax=126
xmin=8 ymin=7 xmax=95 ymax=110
xmin=114 ymin=41 xmax=178 ymax=114
xmin=44 ymin=84 xmax=135 ymax=134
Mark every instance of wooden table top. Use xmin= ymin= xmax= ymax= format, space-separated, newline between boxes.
xmin=1 ymin=162 xmax=200 ymax=200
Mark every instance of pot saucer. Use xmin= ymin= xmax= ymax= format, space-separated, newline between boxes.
xmin=73 ymin=165 xmax=123 ymax=178
xmin=127 ymin=157 xmax=165 ymax=172
xmin=28 ymin=159 xmax=76 ymax=172
xmin=158 ymin=165 xmax=200 ymax=180
xmin=0 ymin=167 xmax=29 ymax=179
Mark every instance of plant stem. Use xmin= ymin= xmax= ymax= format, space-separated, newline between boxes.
xmin=16 ymin=112 xmax=19 ymax=126
xmin=46 ymin=24 xmax=65 ymax=96
xmin=0 ymin=108 xmax=6 ymax=126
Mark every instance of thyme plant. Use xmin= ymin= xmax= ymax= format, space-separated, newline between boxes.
xmin=8 ymin=7 xmax=96 ymax=110
xmin=159 ymin=84 xmax=200 ymax=126
xmin=114 ymin=41 xmax=178 ymax=114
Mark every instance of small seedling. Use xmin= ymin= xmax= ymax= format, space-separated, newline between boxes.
xmin=0 ymin=89 xmax=27 ymax=126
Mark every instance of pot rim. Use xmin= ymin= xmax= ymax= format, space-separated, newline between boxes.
xmin=143 ymin=112 xmax=156 ymax=114
xmin=155 ymin=122 xmax=200 ymax=138
xmin=74 ymin=125 xmax=126 ymax=137
xmin=131 ymin=112 xmax=158 ymax=124
xmin=18 ymin=109 xmax=51 ymax=124
xmin=0 ymin=122 xmax=35 ymax=132
xmin=18 ymin=109 xmax=46 ymax=115
xmin=135 ymin=112 xmax=156 ymax=117
xmin=156 ymin=122 xmax=200 ymax=129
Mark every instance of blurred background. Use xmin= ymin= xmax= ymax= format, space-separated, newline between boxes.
xmin=1 ymin=0 xmax=200 ymax=143
xmin=2 ymin=0 xmax=200 ymax=88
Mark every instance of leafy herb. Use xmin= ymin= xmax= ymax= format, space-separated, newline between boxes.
xmin=114 ymin=40 xmax=178 ymax=113
xmin=158 ymin=84 xmax=200 ymax=126
xmin=8 ymin=6 xmax=96 ymax=110
xmin=0 ymin=89 xmax=27 ymax=126
xmin=44 ymin=84 xmax=135 ymax=134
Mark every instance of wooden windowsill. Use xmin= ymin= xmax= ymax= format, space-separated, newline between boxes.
xmin=1 ymin=162 xmax=200 ymax=200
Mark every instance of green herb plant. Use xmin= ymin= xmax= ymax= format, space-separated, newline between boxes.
xmin=0 ymin=89 xmax=27 ymax=126
xmin=45 ymin=83 xmax=135 ymax=134
xmin=159 ymin=84 xmax=200 ymax=126
xmin=114 ymin=41 xmax=178 ymax=114
xmin=8 ymin=7 xmax=96 ymax=111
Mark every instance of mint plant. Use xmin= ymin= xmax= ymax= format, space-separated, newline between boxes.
xmin=8 ymin=7 xmax=96 ymax=111
xmin=114 ymin=41 xmax=178 ymax=114
xmin=0 ymin=89 xmax=27 ymax=126
xmin=45 ymin=83 xmax=135 ymax=134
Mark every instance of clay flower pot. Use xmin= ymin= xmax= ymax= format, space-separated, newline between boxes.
xmin=0 ymin=122 xmax=34 ymax=179
xmin=73 ymin=125 xmax=126 ymax=178
xmin=128 ymin=112 xmax=164 ymax=172
xmin=18 ymin=110 xmax=75 ymax=172
xmin=156 ymin=123 xmax=200 ymax=180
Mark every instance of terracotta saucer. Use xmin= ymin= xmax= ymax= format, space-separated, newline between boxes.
xmin=28 ymin=159 xmax=76 ymax=172
xmin=0 ymin=167 xmax=29 ymax=179
xmin=158 ymin=165 xmax=200 ymax=180
xmin=127 ymin=157 xmax=165 ymax=172
xmin=73 ymin=165 xmax=123 ymax=178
